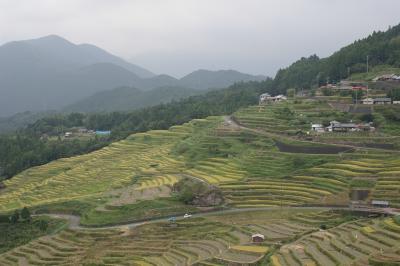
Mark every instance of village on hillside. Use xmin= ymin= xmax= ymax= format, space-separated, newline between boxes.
xmin=256 ymin=72 xmax=400 ymax=212
xmin=260 ymin=72 xmax=400 ymax=135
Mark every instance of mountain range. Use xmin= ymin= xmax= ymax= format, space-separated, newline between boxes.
xmin=63 ymin=86 xmax=203 ymax=113
xmin=0 ymin=35 xmax=266 ymax=116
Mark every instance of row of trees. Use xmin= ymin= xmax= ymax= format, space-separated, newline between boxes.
xmin=0 ymin=79 xmax=273 ymax=179
xmin=0 ymin=135 xmax=109 ymax=178
xmin=0 ymin=207 xmax=32 ymax=224
xmin=0 ymin=207 xmax=49 ymax=232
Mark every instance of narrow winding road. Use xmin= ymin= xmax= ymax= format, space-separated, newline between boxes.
xmin=38 ymin=206 xmax=399 ymax=231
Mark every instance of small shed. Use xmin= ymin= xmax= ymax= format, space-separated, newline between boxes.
xmin=362 ymin=98 xmax=374 ymax=105
xmin=393 ymin=101 xmax=400 ymax=105
xmin=311 ymin=124 xmax=325 ymax=133
xmin=259 ymin=93 xmax=271 ymax=104
xmin=252 ymin=233 xmax=265 ymax=243
xmin=95 ymin=130 xmax=111 ymax=135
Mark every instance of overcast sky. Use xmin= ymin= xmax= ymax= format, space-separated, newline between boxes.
xmin=1 ymin=0 xmax=400 ymax=78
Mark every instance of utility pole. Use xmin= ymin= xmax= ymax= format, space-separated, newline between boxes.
xmin=355 ymin=89 xmax=358 ymax=105
xmin=366 ymin=55 xmax=369 ymax=98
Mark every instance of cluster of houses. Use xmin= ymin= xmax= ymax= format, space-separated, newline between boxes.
xmin=64 ymin=127 xmax=94 ymax=138
xmin=64 ymin=127 xmax=111 ymax=138
xmin=372 ymin=74 xmax=400 ymax=82
xmin=259 ymin=93 xmax=287 ymax=104
xmin=319 ymin=81 xmax=367 ymax=91
xmin=311 ymin=121 xmax=375 ymax=133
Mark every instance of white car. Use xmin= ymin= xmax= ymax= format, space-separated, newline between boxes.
xmin=183 ymin=213 xmax=192 ymax=218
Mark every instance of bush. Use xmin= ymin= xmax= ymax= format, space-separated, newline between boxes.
xmin=0 ymin=215 xmax=10 ymax=223
xmin=34 ymin=219 xmax=49 ymax=231
xmin=21 ymin=207 xmax=31 ymax=221
xmin=293 ymin=157 xmax=306 ymax=168
xmin=10 ymin=210 xmax=19 ymax=224
xmin=394 ymin=215 xmax=400 ymax=225
xmin=173 ymin=177 xmax=224 ymax=206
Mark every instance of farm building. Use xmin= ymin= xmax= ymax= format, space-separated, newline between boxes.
xmin=311 ymin=124 xmax=325 ymax=133
xmin=371 ymin=200 xmax=389 ymax=208
xmin=319 ymin=84 xmax=337 ymax=90
xmin=325 ymin=121 xmax=374 ymax=133
xmin=95 ymin=130 xmax=111 ymax=135
xmin=362 ymin=98 xmax=392 ymax=105
xmin=259 ymin=93 xmax=271 ymax=104
xmin=352 ymin=85 xmax=368 ymax=91
xmin=373 ymin=74 xmax=400 ymax=81
xmin=259 ymin=93 xmax=287 ymax=105
xmin=252 ymin=233 xmax=265 ymax=243
xmin=374 ymin=98 xmax=392 ymax=105
xmin=326 ymin=121 xmax=357 ymax=132
xmin=393 ymin=101 xmax=400 ymax=104
xmin=362 ymin=98 xmax=374 ymax=105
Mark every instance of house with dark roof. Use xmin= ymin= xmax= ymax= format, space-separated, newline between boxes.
xmin=325 ymin=121 xmax=374 ymax=133
xmin=374 ymin=98 xmax=392 ymax=105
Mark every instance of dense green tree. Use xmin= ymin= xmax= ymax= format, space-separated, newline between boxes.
xmin=35 ymin=219 xmax=49 ymax=231
xmin=20 ymin=207 xmax=31 ymax=222
xmin=388 ymin=88 xmax=400 ymax=101
xmin=10 ymin=210 xmax=19 ymax=224
xmin=352 ymin=90 xmax=365 ymax=101
xmin=287 ymin=88 xmax=296 ymax=98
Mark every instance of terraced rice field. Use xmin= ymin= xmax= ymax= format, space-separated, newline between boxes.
xmin=233 ymin=101 xmax=335 ymax=134
xmin=1 ymin=101 xmax=400 ymax=265
xmin=0 ymin=117 xmax=222 ymax=212
xmin=184 ymin=157 xmax=246 ymax=184
xmin=0 ymin=210 xmax=347 ymax=266
xmin=2 ymin=209 xmax=397 ymax=265
xmin=220 ymin=148 xmax=400 ymax=207
xmin=2 ymin=102 xmax=398 ymax=212
xmin=272 ymin=217 xmax=400 ymax=266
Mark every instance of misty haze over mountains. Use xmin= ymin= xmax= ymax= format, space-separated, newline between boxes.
xmin=0 ymin=35 xmax=266 ymax=116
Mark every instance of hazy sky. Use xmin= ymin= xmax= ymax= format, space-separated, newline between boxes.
xmin=1 ymin=0 xmax=400 ymax=78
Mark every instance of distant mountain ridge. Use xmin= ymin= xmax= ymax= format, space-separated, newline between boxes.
xmin=180 ymin=69 xmax=266 ymax=90
xmin=63 ymin=69 xmax=266 ymax=113
xmin=63 ymin=86 xmax=203 ymax=113
xmin=0 ymin=35 xmax=266 ymax=116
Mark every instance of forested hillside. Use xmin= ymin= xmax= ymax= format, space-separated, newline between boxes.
xmin=274 ymin=23 xmax=400 ymax=90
